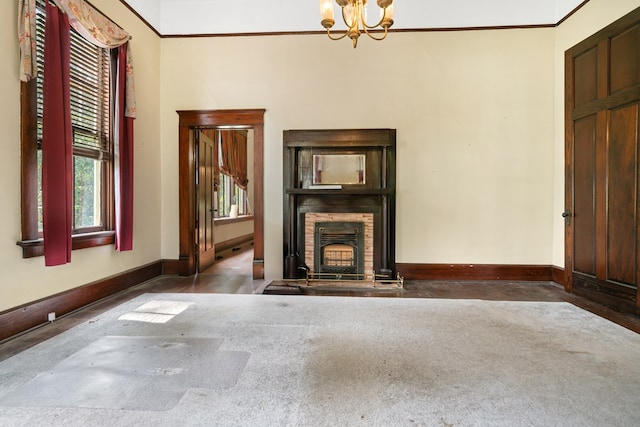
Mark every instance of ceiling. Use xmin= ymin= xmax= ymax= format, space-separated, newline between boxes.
xmin=121 ymin=0 xmax=587 ymax=36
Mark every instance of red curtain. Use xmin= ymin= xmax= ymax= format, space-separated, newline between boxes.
xmin=219 ymin=130 xmax=248 ymax=190
xmin=42 ymin=1 xmax=72 ymax=266
xmin=115 ymin=43 xmax=134 ymax=251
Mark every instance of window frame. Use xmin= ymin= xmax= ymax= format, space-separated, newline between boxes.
xmin=17 ymin=2 xmax=115 ymax=258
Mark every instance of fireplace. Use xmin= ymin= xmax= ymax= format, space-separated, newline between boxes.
xmin=304 ymin=213 xmax=374 ymax=279
xmin=314 ymin=221 xmax=364 ymax=279
xmin=283 ymin=129 xmax=396 ymax=282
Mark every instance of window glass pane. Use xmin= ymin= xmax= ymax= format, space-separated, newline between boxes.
xmin=218 ymin=173 xmax=229 ymax=217
xmin=74 ymin=156 xmax=102 ymax=229
xmin=216 ymin=173 xmax=248 ymax=218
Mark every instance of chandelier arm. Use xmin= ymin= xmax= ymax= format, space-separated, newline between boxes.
xmin=360 ymin=6 xmax=390 ymax=29
xmin=326 ymin=29 xmax=349 ymax=41
xmin=341 ymin=4 xmax=356 ymax=29
xmin=363 ymin=25 xmax=389 ymax=41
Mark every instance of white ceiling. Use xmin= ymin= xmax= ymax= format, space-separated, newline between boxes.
xmin=122 ymin=0 xmax=587 ymax=36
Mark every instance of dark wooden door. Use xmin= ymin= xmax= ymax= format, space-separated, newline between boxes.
xmin=197 ymin=130 xmax=216 ymax=272
xmin=566 ymin=8 xmax=640 ymax=314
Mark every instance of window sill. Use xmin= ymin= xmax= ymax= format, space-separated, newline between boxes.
xmin=214 ymin=215 xmax=254 ymax=226
xmin=17 ymin=231 xmax=116 ymax=258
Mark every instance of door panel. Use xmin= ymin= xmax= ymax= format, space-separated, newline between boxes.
xmin=574 ymin=48 xmax=598 ymax=106
xmin=610 ymin=25 xmax=639 ymax=93
xmin=607 ymin=104 xmax=638 ymax=286
xmin=573 ymin=115 xmax=597 ymax=276
xmin=198 ymin=131 xmax=216 ymax=272
xmin=566 ymin=7 xmax=640 ymax=314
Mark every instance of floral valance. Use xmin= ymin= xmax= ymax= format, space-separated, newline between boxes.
xmin=18 ymin=0 xmax=37 ymax=81
xmin=18 ymin=0 xmax=136 ymax=117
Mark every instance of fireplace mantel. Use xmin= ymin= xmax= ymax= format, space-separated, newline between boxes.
xmin=283 ymin=129 xmax=396 ymax=280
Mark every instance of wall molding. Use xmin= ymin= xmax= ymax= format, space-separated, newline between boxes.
xmin=0 ymin=261 xmax=164 ymax=343
xmin=397 ymin=263 xmax=564 ymax=283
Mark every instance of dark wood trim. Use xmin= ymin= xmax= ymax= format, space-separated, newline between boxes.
xmin=396 ymin=264 xmax=555 ymax=281
xmin=118 ymin=0 xmax=591 ymax=41
xmin=117 ymin=0 xmax=162 ymax=38
xmin=252 ymin=123 xmax=265 ymax=279
xmin=20 ymin=80 xmax=38 ymax=242
xmin=0 ymin=261 xmax=163 ymax=343
xmin=17 ymin=231 xmax=116 ymax=258
xmin=552 ymin=266 xmax=565 ymax=286
xmin=161 ymin=259 xmax=179 ymax=275
xmin=568 ymin=6 xmax=640 ymax=56
xmin=564 ymin=49 xmax=575 ymax=293
xmin=177 ymin=109 xmax=265 ymax=279
xmin=572 ymin=272 xmax=640 ymax=315
xmin=556 ymin=0 xmax=591 ymax=26
xmin=215 ymin=233 xmax=254 ymax=255
xmin=152 ymin=25 xmax=560 ymax=39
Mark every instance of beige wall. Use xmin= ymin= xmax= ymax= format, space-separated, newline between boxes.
xmin=160 ymin=28 xmax=556 ymax=279
xmin=3 ymin=0 xmax=639 ymax=312
xmin=0 ymin=0 xmax=162 ymax=312
xmin=552 ymin=0 xmax=640 ymax=268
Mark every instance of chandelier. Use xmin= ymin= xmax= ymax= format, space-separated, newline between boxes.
xmin=320 ymin=0 xmax=394 ymax=48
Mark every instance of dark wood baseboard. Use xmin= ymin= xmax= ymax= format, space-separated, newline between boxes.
xmin=0 ymin=261 xmax=163 ymax=343
xmin=215 ymin=233 xmax=254 ymax=255
xmin=551 ymin=266 xmax=565 ymax=286
xmin=161 ymin=259 xmax=180 ymax=275
xmin=397 ymin=263 xmax=559 ymax=282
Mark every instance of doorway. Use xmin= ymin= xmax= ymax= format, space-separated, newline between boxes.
xmin=177 ymin=109 xmax=265 ymax=279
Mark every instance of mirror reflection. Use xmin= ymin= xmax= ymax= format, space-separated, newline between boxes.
xmin=313 ymin=154 xmax=365 ymax=185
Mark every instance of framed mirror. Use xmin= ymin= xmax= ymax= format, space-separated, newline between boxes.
xmin=312 ymin=154 xmax=365 ymax=185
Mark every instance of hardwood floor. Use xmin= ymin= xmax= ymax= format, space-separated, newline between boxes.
xmin=2 ymin=243 xmax=639 ymax=362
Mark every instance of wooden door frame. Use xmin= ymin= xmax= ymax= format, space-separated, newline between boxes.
xmin=177 ymin=109 xmax=265 ymax=279
xmin=564 ymin=49 xmax=575 ymax=294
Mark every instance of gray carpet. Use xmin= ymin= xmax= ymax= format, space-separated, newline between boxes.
xmin=0 ymin=293 xmax=639 ymax=426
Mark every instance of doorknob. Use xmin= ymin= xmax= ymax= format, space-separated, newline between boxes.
xmin=562 ymin=211 xmax=571 ymax=225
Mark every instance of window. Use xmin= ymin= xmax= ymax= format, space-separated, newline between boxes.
xmin=216 ymin=173 xmax=248 ymax=218
xmin=18 ymin=0 xmax=115 ymax=257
